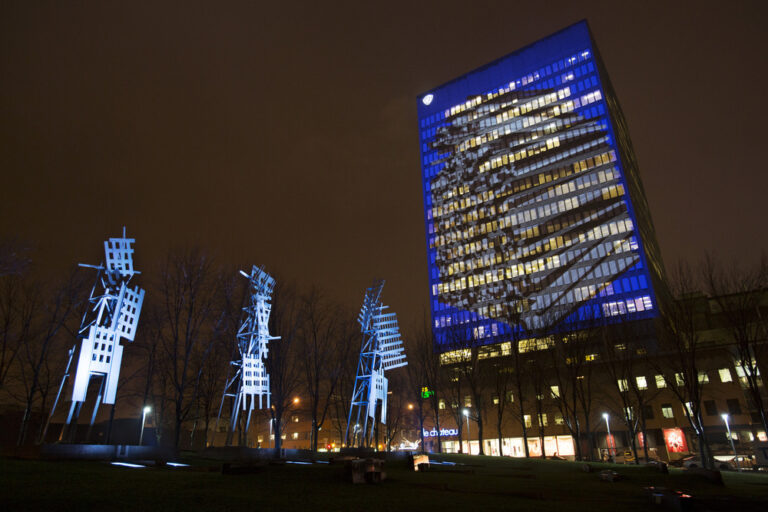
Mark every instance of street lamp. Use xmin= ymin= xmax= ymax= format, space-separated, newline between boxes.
xmin=463 ymin=408 xmax=471 ymax=455
xmin=139 ymin=406 xmax=151 ymax=446
xmin=603 ymin=412 xmax=614 ymax=463
xmin=721 ymin=413 xmax=741 ymax=472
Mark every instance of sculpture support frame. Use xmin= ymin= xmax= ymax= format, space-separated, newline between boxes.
xmin=43 ymin=228 xmax=145 ymax=444
xmin=215 ymin=266 xmax=279 ymax=447
xmin=346 ymin=280 xmax=407 ymax=448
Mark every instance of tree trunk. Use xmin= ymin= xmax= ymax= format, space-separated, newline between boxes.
xmin=583 ymin=417 xmax=593 ymax=461
xmin=497 ymin=417 xmax=504 ymax=457
xmin=477 ymin=416 xmax=484 ymax=455
xmin=518 ymin=397 xmax=529 ymax=457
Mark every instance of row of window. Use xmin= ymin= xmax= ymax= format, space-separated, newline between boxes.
xmin=430 ymin=48 xmax=593 ymax=125
xmin=616 ymin=367 xmax=759 ymax=391
xmin=437 ymin=395 xmax=745 ymax=424
xmin=429 ymin=150 xmax=617 ymax=221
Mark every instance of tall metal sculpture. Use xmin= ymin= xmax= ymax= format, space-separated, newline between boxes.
xmin=216 ymin=265 xmax=279 ymax=445
xmin=346 ymin=280 xmax=407 ymax=447
xmin=44 ymin=228 xmax=145 ymax=442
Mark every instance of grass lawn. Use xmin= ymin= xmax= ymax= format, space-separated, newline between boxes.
xmin=2 ymin=452 xmax=768 ymax=511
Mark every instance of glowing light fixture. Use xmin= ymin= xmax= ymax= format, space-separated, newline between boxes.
xmin=422 ymin=94 xmax=434 ymax=106
xmin=111 ymin=462 xmax=145 ymax=469
xmin=139 ymin=405 xmax=152 ymax=446
xmin=721 ymin=413 xmax=741 ymax=471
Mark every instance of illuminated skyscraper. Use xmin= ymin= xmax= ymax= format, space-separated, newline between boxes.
xmin=418 ymin=21 xmax=667 ymax=350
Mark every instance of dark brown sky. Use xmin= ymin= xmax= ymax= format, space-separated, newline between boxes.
xmin=1 ymin=1 xmax=766 ymax=327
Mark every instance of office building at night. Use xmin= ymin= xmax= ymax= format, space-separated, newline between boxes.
xmin=418 ymin=21 xmax=667 ymax=352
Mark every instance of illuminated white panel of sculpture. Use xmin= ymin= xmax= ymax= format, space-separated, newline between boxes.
xmin=216 ymin=265 xmax=280 ymax=446
xmin=45 ymin=228 xmax=145 ymax=441
xmin=346 ymin=280 xmax=407 ymax=448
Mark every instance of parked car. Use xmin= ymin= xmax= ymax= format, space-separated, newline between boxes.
xmin=682 ymin=454 xmax=753 ymax=470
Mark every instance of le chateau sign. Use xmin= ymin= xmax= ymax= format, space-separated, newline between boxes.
xmin=423 ymin=428 xmax=459 ymax=437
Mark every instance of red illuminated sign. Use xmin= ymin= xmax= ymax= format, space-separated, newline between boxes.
xmin=663 ymin=428 xmax=688 ymax=453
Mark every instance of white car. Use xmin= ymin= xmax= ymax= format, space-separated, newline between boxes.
xmin=683 ymin=455 xmax=752 ymax=470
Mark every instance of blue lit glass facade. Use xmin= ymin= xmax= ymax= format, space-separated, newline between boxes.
xmin=418 ymin=21 xmax=666 ymax=351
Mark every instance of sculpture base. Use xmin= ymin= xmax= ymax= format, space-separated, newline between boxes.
xmin=40 ymin=443 xmax=173 ymax=462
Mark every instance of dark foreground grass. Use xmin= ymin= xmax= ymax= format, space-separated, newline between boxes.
xmin=2 ymin=453 xmax=768 ymax=511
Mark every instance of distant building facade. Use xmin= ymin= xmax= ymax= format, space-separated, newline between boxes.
xmin=417 ymin=21 xmax=667 ymax=350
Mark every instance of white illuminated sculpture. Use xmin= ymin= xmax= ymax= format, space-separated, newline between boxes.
xmin=216 ymin=265 xmax=279 ymax=445
xmin=346 ymin=280 xmax=407 ymax=447
xmin=45 ymin=228 xmax=145 ymax=442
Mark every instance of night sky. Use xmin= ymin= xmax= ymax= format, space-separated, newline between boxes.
xmin=2 ymin=1 xmax=766 ymax=328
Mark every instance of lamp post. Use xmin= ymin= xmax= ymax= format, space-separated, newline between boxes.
xmin=721 ymin=413 xmax=741 ymax=472
xmin=463 ymin=408 xmax=471 ymax=455
xmin=603 ymin=413 xmax=613 ymax=463
xmin=139 ymin=406 xmax=151 ymax=446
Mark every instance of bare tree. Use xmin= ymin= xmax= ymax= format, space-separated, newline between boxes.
xmin=440 ymin=324 xmax=473 ymax=453
xmin=528 ymin=349 xmax=552 ymax=458
xmin=652 ymin=262 xmax=715 ymax=469
xmin=154 ymin=248 xmax=221 ymax=448
xmin=384 ymin=372 xmax=408 ymax=452
xmin=406 ymin=346 xmax=428 ymax=453
xmin=703 ymin=255 xmax=768 ymax=436
xmin=15 ymin=271 xmax=82 ymax=445
xmin=0 ymin=274 xmax=33 ymax=392
xmin=600 ymin=318 xmax=658 ymax=464
xmin=329 ymin=315 xmax=358 ymax=448
xmin=409 ymin=316 xmax=447 ymax=453
xmin=506 ymin=319 xmax=531 ymax=458
xmin=548 ymin=312 xmax=600 ymax=461
xmin=266 ymin=280 xmax=302 ymax=453
xmin=490 ymin=357 xmax=514 ymax=457
xmin=297 ymin=287 xmax=352 ymax=453
xmin=444 ymin=323 xmax=487 ymax=455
